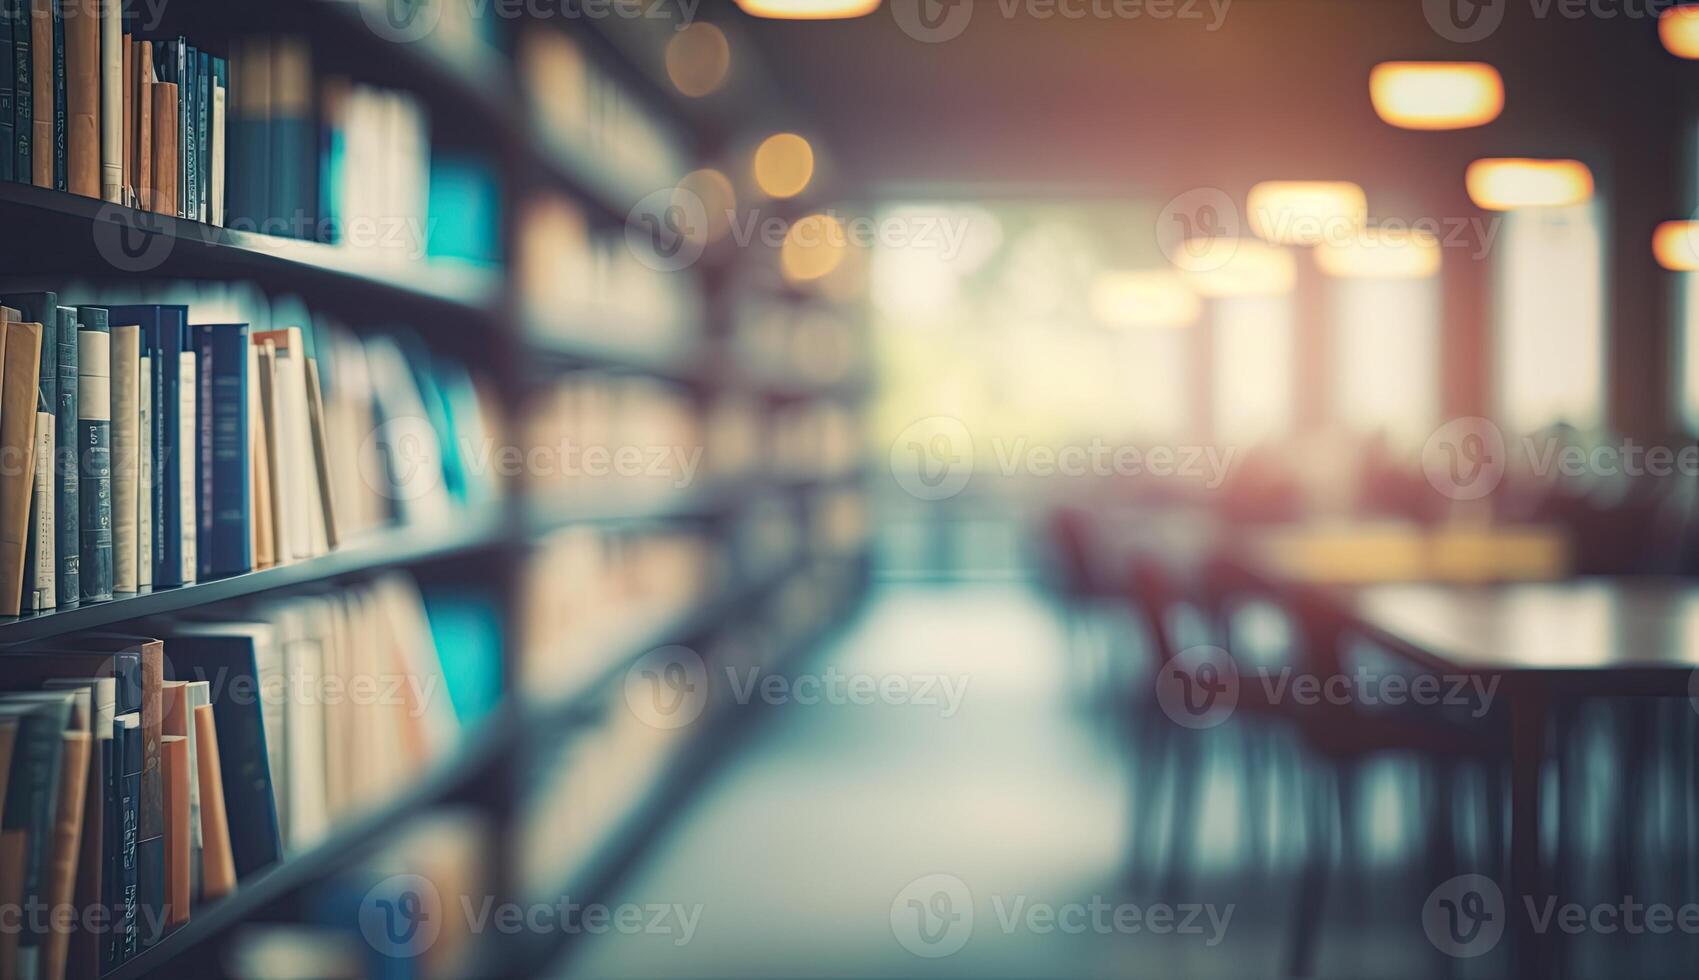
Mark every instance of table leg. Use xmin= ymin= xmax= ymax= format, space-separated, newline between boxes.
xmin=1509 ymin=682 xmax=1549 ymax=980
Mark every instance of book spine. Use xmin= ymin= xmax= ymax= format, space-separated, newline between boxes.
xmin=182 ymin=43 xmax=195 ymax=221
xmin=97 ymin=0 xmax=116 ymax=201
xmin=54 ymin=305 xmax=76 ymax=605
xmin=49 ymin=0 xmax=61 ymax=190
xmin=148 ymin=79 xmax=173 ymax=215
xmin=201 ymin=326 xmax=249 ymax=577
xmin=196 ymin=50 xmax=207 ymax=223
xmin=13 ymin=0 xmax=28 ymax=184
xmin=151 ymin=318 xmax=178 ymax=588
xmin=111 ymin=323 xmax=137 ymax=591
xmin=137 ymin=353 xmax=150 ymax=588
xmin=0 ymin=319 xmax=42 ymax=617
xmin=134 ymin=37 xmax=148 ymax=209
xmin=177 ymin=349 xmax=194 ymax=583
xmin=78 ymin=309 xmax=112 ymax=601
xmin=119 ymin=717 xmax=139 ymax=961
xmin=4 ymin=705 xmax=69 ymax=979
xmin=62 ymin=0 xmax=94 ymax=196
xmin=29 ymin=0 xmax=48 ymax=187
xmin=40 ymin=732 xmax=88 ymax=980
xmin=210 ymin=57 xmax=224 ymax=226
xmin=1 ymin=0 xmax=17 ymax=183
xmin=26 ymin=414 xmax=51 ymax=609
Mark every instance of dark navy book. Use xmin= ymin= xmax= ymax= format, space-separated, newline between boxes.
xmin=50 ymin=0 xmax=61 ymax=189
xmin=1 ymin=0 xmax=16 ymax=182
xmin=14 ymin=0 xmax=31 ymax=183
xmin=54 ymin=304 xmax=76 ymax=603
xmin=75 ymin=304 xmax=113 ymax=601
xmin=193 ymin=323 xmax=249 ymax=578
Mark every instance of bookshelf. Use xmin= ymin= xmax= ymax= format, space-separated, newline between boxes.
xmin=0 ymin=1 xmax=871 ymax=977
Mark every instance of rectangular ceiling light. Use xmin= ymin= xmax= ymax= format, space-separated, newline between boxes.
xmin=1465 ymin=158 xmax=1594 ymax=210
xmin=1370 ymin=62 xmax=1504 ymax=130
xmin=1247 ymin=180 xmax=1368 ymax=246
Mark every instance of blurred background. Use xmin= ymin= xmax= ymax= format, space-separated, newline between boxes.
xmin=5 ymin=0 xmax=1699 ymax=978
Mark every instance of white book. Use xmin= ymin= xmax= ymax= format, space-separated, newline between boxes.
xmin=111 ymin=325 xmax=139 ymax=592
xmin=270 ymin=335 xmax=322 ymax=557
xmin=277 ymin=603 xmax=328 ymax=849
xmin=99 ymin=0 xmax=122 ymax=204
xmin=27 ymin=415 xmax=53 ymax=611
xmin=211 ymin=86 xmax=226 ymax=227
xmin=138 ymin=355 xmax=152 ymax=589
xmin=178 ymin=351 xmax=197 ymax=584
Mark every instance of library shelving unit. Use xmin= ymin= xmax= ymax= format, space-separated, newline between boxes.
xmin=0 ymin=1 xmax=872 ymax=977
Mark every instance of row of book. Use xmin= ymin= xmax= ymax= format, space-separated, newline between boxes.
xmin=0 ymin=0 xmax=228 ymax=221
xmin=732 ymin=304 xmax=865 ymax=388
xmin=0 ymin=574 xmax=478 ymax=979
xmin=1 ymin=16 xmax=499 ymax=264
xmin=0 ymin=290 xmax=494 ymax=617
xmin=520 ymin=25 xmax=687 ymax=207
xmin=521 ymin=192 xmax=701 ymax=347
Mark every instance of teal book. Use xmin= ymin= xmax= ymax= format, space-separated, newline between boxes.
xmin=76 ymin=305 xmax=112 ymax=601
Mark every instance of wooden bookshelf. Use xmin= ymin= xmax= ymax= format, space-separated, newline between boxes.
xmin=0 ymin=2 xmax=872 ymax=978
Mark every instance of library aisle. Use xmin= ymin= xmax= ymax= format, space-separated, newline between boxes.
xmin=559 ymin=582 xmax=1135 ymax=978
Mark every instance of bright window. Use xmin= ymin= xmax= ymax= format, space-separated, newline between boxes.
xmin=1495 ymin=202 xmax=1605 ymax=434
xmin=1212 ymin=294 xmax=1295 ymax=446
xmin=1332 ymin=277 xmax=1440 ymax=444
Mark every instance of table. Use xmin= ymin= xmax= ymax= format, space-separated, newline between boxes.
xmin=1334 ymin=580 xmax=1699 ymax=978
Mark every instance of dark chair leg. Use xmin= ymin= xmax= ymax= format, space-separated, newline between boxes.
xmin=1286 ymin=764 xmax=1335 ymax=977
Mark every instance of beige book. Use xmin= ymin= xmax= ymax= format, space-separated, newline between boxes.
xmin=193 ymin=705 xmax=237 ymax=900
xmin=162 ymin=735 xmax=189 ymax=927
xmin=30 ymin=0 xmax=53 ymax=187
xmin=137 ymin=42 xmax=154 ymax=213
xmin=111 ymin=324 xmax=139 ymax=592
xmin=121 ymin=33 xmax=132 ymax=204
xmin=99 ymin=0 xmax=122 ymax=203
xmin=64 ymin=0 xmax=100 ymax=197
xmin=40 ymin=732 xmax=90 ymax=980
xmin=0 ymin=320 xmax=43 ymax=616
xmin=304 ymin=360 xmax=339 ymax=550
xmin=255 ymin=340 xmax=288 ymax=563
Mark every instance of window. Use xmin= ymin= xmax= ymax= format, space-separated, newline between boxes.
xmin=1332 ymin=277 xmax=1440 ymax=444
xmin=1212 ymin=294 xmax=1295 ymax=445
xmin=1495 ymin=202 xmax=1605 ymax=433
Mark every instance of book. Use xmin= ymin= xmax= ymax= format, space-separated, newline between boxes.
xmin=0 ymin=316 xmax=43 ymax=617
xmin=119 ymin=27 xmax=129 ymax=202
xmin=191 ymin=704 xmax=233 ymax=901
xmin=196 ymin=48 xmax=208 ymax=223
xmin=134 ymin=36 xmax=149 ymax=211
xmin=62 ymin=0 xmax=93 ymax=196
xmin=75 ymin=305 xmax=112 ymax=602
xmin=40 ymin=676 xmax=109 ymax=979
xmin=96 ymin=0 xmax=114 ymax=202
xmin=160 ymin=734 xmax=186 ymax=928
xmin=12 ymin=0 xmax=30 ymax=184
xmin=0 ymin=691 xmax=74 ymax=980
xmin=227 ymin=37 xmax=268 ymax=231
xmin=29 ymin=0 xmax=49 ymax=187
xmin=178 ymin=340 xmax=195 ymax=582
xmin=194 ymin=323 xmax=250 ymax=578
xmin=1 ymin=0 xmax=16 ymax=183
xmin=250 ymin=340 xmax=273 ymax=568
xmin=49 ymin=0 xmax=62 ymax=190
xmin=53 ymin=305 xmax=76 ymax=606
xmin=137 ymin=351 xmax=150 ymax=589
xmin=110 ymin=320 xmax=137 ymax=591
xmin=0 ymin=292 xmax=58 ymax=613
xmin=40 ymin=728 xmax=88 ymax=980
xmin=161 ymin=682 xmax=202 ymax=910
xmin=166 ymin=628 xmax=283 ymax=878
xmin=210 ymin=70 xmax=224 ymax=226
xmin=303 ymin=357 xmax=338 ymax=549
xmin=182 ymin=42 xmax=195 ymax=221
xmin=148 ymin=79 xmax=174 ymax=216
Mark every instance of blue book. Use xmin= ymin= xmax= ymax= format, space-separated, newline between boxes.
xmin=108 ymin=304 xmax=185 ymax=589
xmin=54 ymin=305 xmax=76 ymax=603
xmin=164 ymin=631 xmax=282 ymax=878
xmin=14 ymin=0 xmax=30 ymax=183
xmin=0 ymin=693 xmax=72 ymax=976
xmin=49 ymin=0 xmax=61 ymax=190
xmin=192 ymin=323 xmax=249 ymax=578
xmin=196 ymin=50 xmax=209 ymax=222
xmin=116 ymin=713 xmax=140 ymax=958
xmin=0 ymin=0 xmax=16 ymax=182
xmin=75 ymin=305 xmax=112 ymax=601
xmin=183 ymin=43 xmax=197 ymax=221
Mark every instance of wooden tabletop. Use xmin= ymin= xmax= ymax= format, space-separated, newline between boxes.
xmin=1340 ymin=579 xmax=1699 ymax=673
